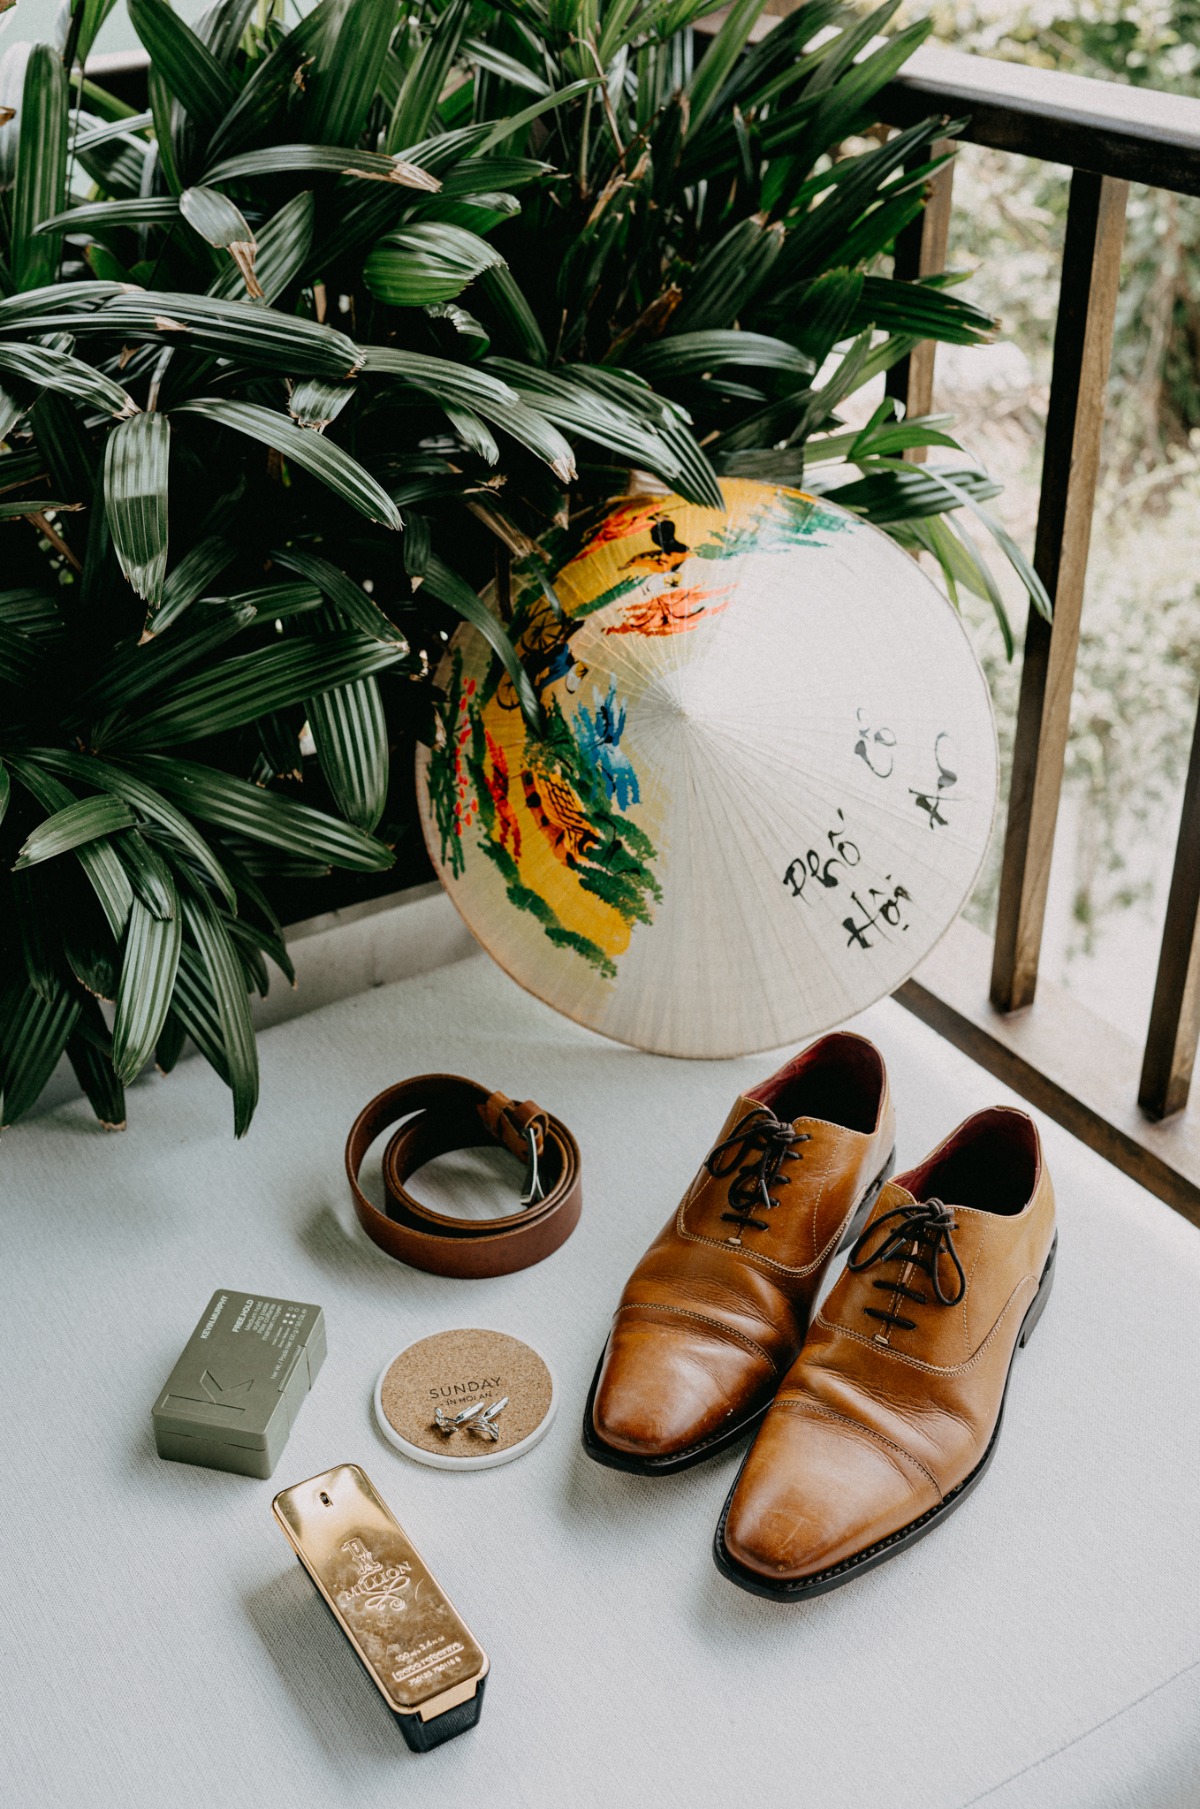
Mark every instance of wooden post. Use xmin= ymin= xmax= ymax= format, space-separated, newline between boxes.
xmin=1140 ymin=700 xmax=1200 ymax=1118
xmin=990 ymin=170 xmax=1128 ymax=1014
xmin=885 ymin=139 xmax=956 ymax=458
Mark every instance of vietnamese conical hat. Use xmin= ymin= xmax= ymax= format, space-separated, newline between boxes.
xmin=416 ymin=479 xmax=997 ymax=1058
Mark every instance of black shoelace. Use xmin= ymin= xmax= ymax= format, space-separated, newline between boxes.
xmin=847 ymin=1198 xmax=966 ymax=1331
xmin=705 ymin=1109 xmax=809 ymax=1237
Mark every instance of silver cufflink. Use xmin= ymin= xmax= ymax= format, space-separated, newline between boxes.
xmin=432 ymin=1396 xmax=509 ymax=1441
xmin=473 ymin=1396 xmax=508 ymax=1441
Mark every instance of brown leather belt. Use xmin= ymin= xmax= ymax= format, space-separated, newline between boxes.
xmin=345 ymin=1074 xmax=583 ymax=1278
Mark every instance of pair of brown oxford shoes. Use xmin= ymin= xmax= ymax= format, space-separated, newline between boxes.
xmin=582 ymin=1032 xmax=1058 ymax=1600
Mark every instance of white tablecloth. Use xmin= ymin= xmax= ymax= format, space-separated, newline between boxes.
xmin=3 ymin=950 xmax=1198 ymax=1808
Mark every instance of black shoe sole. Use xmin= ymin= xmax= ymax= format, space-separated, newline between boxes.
xmin=580 ymin=1147 xmax=897 ymax=1478
xmin=712 ymin=1230 xmax=1059 ymax=1599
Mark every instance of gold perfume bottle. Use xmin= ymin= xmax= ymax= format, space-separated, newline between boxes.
xmin=272 ymin=1463 xmax=488 ymax=1751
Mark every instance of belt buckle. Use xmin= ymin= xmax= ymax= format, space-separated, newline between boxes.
xmin=520 ymin=1126 xmax=545 ymax=1208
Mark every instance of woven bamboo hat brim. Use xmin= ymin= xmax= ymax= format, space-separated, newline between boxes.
xmin=417 ymin=479 xmax=998 ymax=1059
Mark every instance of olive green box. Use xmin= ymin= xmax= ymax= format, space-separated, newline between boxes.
xmin=152 ymin=1289 xmax=326 ymax=1480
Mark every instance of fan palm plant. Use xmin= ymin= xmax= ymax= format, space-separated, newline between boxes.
xmin=0 ymin=0 xmax=1039 ymax=1135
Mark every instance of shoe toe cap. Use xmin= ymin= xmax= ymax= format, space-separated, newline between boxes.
xmin=592 ymin=1315 xmax=774 ymax=1462
xmin=721 ymin=1402 xmax=940 ymax=1583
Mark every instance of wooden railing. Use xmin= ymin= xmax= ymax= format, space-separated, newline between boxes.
xmin=92 ymin=38 xmax=1200 ymax=1223
xmin=876 ymin=42 xmax=1200 ymax=1226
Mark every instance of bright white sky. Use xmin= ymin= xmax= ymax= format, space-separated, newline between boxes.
xmin=1 ymin=2 xmax=318 ymax=59
xmin=4 ymin=1 xmax=206 ymax=56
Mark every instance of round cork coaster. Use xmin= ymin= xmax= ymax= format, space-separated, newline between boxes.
xmin=373 ymin=1328 xmax=557 ymax=1470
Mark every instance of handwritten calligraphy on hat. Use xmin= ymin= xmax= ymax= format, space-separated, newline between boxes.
xmin=854 ymin=709 xmax=962 ymax=829
xmin=782 ymin=808 xmax=912 ymax=951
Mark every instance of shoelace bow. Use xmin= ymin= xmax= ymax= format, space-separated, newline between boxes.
xmin=847 ymin=1198 xmax=966 ymax=1331
xmin=705 ymin=1109 xmax=810 ymax=1237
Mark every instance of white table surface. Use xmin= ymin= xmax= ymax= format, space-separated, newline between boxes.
xmin=3 ymin=949 xmax=1199 ymax=1809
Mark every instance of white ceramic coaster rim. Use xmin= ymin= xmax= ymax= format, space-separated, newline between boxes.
xmin=373 ymin=1329 xmax=558 ymax=1470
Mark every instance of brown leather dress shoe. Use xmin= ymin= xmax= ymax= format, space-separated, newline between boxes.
xmin=715 ymin=1106 xmax=1057 ymax=1597
xmin=583 ymin=1034 xmax=895 ymax=1474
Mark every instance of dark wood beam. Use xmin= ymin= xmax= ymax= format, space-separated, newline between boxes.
xmin=879 ymin=42 xmax=1200 ymax=199
xmin=1140 ymin=699 xmax=1200 ymax=1119
xmin=885 ymin=138 xmax=956 ymax=459
xmin=990 ymin=171 xmax=1127 ymax=1013
xmin=899 ymin=918 xmax=1200 ymax=1227
xmin=694 ymin=20 xmax=1200 ymax=196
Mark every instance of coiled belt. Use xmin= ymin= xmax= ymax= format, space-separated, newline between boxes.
xmin=345 ymin=1074 xmax=583 ymax=1278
